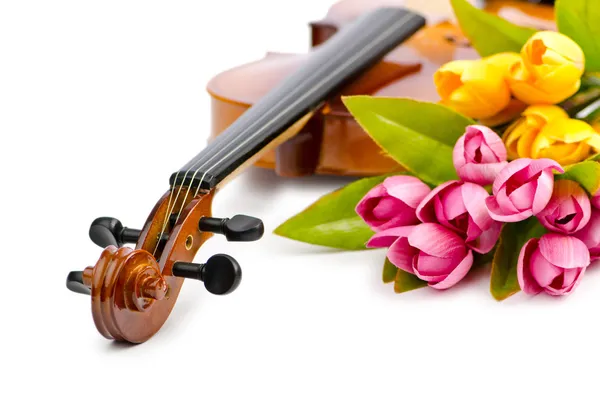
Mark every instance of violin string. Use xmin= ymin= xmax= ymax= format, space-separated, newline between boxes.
xmin=182 ymin=13 xmax=411 ymax=188
xmin=152 ymin=170 xmax=180 ymax=257
xmin=174 ymin=13 xmax=393 ymax=189
xmin=165 ymin=13 xmax=411 ymax=241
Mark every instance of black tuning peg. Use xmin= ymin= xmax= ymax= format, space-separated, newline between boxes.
xmin=89 ymin=217 xmax=141 ymax=248
xmin=66 ymin=271 xmax=91 ymax=295
xmin=172 ymin=254 xmax=242 ymax=295
xmin=198 ymin=215 xmax=264 ymax=242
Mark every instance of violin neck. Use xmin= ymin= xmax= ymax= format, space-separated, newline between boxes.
xmin=170 ymin=7 xmax=425 ymax=191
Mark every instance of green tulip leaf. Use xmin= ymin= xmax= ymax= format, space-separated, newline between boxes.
xmin=557 ymin=160 xmax=600 ymax=195
xmin=343 ymin=96 xmax=473 ymax=186
xmin=556 ymin=0 xmax=600 ymax=72
xmin=490 ymin=218 xmax=546 ymax=301
xmin=450 ymin=0 xmax=536 ymax=57
xmin=391 ymin=260 xmax=428 ymax=293
xmin=274 ymin=174 xmax=400 ymax=250
xmin=382 ymin=258 xmax=399 ymax=283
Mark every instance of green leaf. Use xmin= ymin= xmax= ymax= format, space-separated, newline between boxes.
xmin=382 ymin=258 xmax=398 ymax=284
xmin=450 ymin=0 xmax=536 ymax=57
xmin=274 ymin=174 xmax=397 ymax=250
xmin=343 ymin=96 xmax=473 ymax=186
xmin=556 ymin=160 xmax=600 ymax=195
xmin=490 ymin=218 xmax=546 ymax=301
xmin=587 ymin=153 xmax=600 ymax=161
xmin=393 ymin=262 xmax=427 ymax=293
xmin=556 ymin=0 xmax=600 ymax=72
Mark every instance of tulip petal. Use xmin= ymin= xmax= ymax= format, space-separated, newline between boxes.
xmin=530 ymin=249 xmax=563 ymax=287
xmin=517 ymin=238 xmax=544 ymax=295
xmin=366 ymin=226 xmax=416 ymax=248
xmin=538 ymin=234 xmax=591 ymax=269
xmin=429 ymin=250 xmax=474 ymax=290
xmin=531 ymin=170 xmax=555 ymax=215
xmin=492 ymin=158 xmax=532 ymax=194
xmin=509 ymin=180 xmax=536 ymax=211
xmin=468 ymin=125 xmax=507 ymax=161
xmin=387 ymin=237 xmax=418 ymax=274
xmin=545 ymin=267 xmax=586 ymax=296
xmin=413 ymin=253 xmax=456 ymax=279
xmin=574 ymin=210 xmax=600 ymax=252
xmin=458 ymin=162 xmax=508 ymax=186
xmin=469 ymin=220 xmax=502 ymax=254
xmin=416 ymin=181 xmax=459 ymax=223
xmin=407 ymin=223 xmax=465 ymax=259
xmin=486 ymin=195 xmax=532 ymax=222
xmin=453 ymin=133 xmax=467 ymax=170
xmin=461 ymin=183 xmax=493 ymax=230
xmin=383 ymin=176 xmax=431 ymax=208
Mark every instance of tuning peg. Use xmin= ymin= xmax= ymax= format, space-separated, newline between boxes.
xmin=198 ymin=215 xmax=264 ymax=242
xmin=172 ymin=254 xmax=242 ymax=295
xmin=66 ymin=271 xmax=91 ymax=295
xmin=89 ymin=217 xmax=141 ymax=248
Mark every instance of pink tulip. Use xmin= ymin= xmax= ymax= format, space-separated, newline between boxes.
xmin=592 ymin=192 xmax=600 ymax=209
xmin=517 ymin=234 xmax=590 ymax=296
xmin=453 ymin=125 xmax=508 ymax=186
xmin=574 ymin=209 xmax=600 ymax=261
xmin=368 ymin=223 xmax=473 ymax=290
xmin=356 ymin=175 xmax=431 ymax=232
xmin=537 ymin=179 xmax=591 ymax=234
xmin=485 ymin=158 xmax=564 ymax=222
xmin=416 ymin=180 xmax=501 ymax=254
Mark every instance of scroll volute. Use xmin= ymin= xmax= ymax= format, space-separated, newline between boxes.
xmin=85 ymin=188 xmax=215 ymax=343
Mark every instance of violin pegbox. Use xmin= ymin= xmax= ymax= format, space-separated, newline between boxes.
xmin=65 ymin=188 xmax=265 ymax=343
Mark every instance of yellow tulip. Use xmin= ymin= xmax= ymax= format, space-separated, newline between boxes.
xmin=503 ymin=105 xmax=568 ymax=160
xmin=508 ymin=31 xmax=585 ymax=105
xmin=532 ymin=118 xmax=600 ymax=164
xmin=484 ymin=52 xmax=522 ymax=77
xmin=434 ymin=59 xmax=511 ymax=119
xmin=503 ymin=105 xmax=600 ymax=165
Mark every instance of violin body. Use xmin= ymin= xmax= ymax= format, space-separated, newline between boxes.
xmin=208 ymin=0 xmax=554 ymax=177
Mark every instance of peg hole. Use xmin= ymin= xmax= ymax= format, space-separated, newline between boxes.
xmin=185 ymin=235 xmax=193 ymax=250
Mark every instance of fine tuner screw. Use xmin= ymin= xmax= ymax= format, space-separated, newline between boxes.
xmin=199 ymin=215 xmax=264 ymax=242
xmin=172 ymin=254 xmax=242 ymax=295
xmin=89 ymin=217 xmax=141 ymax=248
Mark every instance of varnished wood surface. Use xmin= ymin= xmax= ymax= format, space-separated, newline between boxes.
xmin=207 ymin=0 xmax=554 ymax=177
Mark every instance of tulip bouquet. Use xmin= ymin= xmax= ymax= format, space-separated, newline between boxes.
xmin=275 ymin=0 xmax=600 ymax=300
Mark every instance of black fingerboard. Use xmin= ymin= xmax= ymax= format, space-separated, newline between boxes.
xmin=170 ymin=8 xmax=425 ymax=190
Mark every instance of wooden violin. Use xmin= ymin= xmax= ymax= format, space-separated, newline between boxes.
xmin=65 ymin=7 xmax=427 ymax=343
xmin=208 ymin=0 xmax=555 ymax=177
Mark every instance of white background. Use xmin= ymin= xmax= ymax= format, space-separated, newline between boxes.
xmin=1 ymin=1 xmax=598 ymax=396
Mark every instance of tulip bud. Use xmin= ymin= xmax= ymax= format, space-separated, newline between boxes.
xmin=453 ymin=125 xmax=508 ymax=185
xmin=485 ymin=158 xmax=563 ymax=222
xmin=537 ymin=179 xmax=591 ymax=234
xmin=508 ymin=31 xmax=585 ymax=105
xmin=368 ymin=223 xmax=474 ymax=290
xmin=355 ymin=175 xmax=431 ymax=232
xmin=503 ymin=105 xmax=569 ymax=160
xmin=434 ymin=59 xmax=511 ymax=119
xmin=517 ymin=234 xmax=590 ymax=296
xmin=416 ymin=180 xmax=501 ymax=254
xmin=531 ymin=118 xmax=600 ymax=165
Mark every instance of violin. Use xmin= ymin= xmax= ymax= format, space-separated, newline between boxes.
xmin=208 ymin=0 xmax=555 ymax=178
xmin=65 ymin=7 xmax=427 ymax=343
